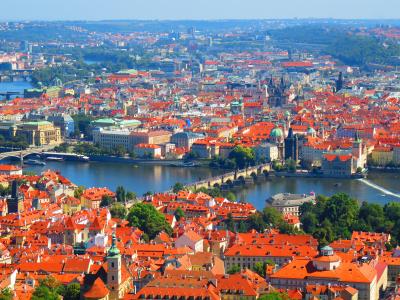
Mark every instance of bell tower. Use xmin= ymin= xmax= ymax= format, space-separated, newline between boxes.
xmin=107 ymin=232 xmax=122 ymax=300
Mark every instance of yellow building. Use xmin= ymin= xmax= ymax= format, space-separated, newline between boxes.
xmin=370 ymin=146 xmax=393 ymax=166
xmin=15 ymin=121 xmax=62 ymax=146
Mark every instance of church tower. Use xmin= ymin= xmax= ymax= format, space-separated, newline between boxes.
xmin=7 ymin=180 xmax=23 ymax=214
xmin=267 ymin=77 xmax=288 ymax=108
xmin=336 ymin=72 xmax=343 ymax=92
xmin=284 ymin=128 xmax=299 ymax=161
xmin=107 ymin=232 xmax=122 ymax=300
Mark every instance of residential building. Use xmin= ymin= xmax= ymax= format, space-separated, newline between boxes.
xmin=134 ymin=143 xmax=162 ymax=158
xmin=270 ymin=246 xmax=386 ymax=300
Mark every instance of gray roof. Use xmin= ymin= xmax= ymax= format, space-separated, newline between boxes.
xmin=267 ymin=193 xmax=315 ymax=207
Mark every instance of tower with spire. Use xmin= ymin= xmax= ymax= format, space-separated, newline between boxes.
xmin=7 ymin=180 xmax=23 ymax=214
xmin=267 ymin=76 xmax=288 ymax=107
xmin=284 ymin=128 xmax=299 ymax=162
xmin=336 ymin=72 xmax=344 ymax=92
xmin=107 ymin=232 xmax=122 ymax=299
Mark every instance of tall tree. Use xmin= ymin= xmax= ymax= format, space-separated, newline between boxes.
xmin=116 ymin=186 xmax=126 ymax=203
xmin=127 ymin=203 xmax=172 ymax=239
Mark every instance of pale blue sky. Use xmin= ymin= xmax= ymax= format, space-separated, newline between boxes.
xmin=1 ymin=0 xmax=399 ymax=20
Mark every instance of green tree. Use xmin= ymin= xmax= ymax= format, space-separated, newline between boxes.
xmin=259 ymin=292 xmax=290 ymax=300
xmin=71 ymin=114 xmax=93 ymax=138
xmin=0 ymin=288 xmax=13 ymax=300
xmin=252 ymin=261 xmax=267 ymax=277
xmin=116 ymin=186 xmax=126 ymax=203
xmin=358 ymin=202 xmax=385 ymax=232
xmin=31 ymin=276 xmax=61 ymax=300
xmin=127 ymin=203 xmax=172 ymax=239
xmin=74 ymin=186 xmax=85 ymax=198
xmin=228 ymin=146 xmax=255 ymax=169
xmin=227 ymin=264 xmax=241 ymax=274
xmin=262 ymin=207 xmax=284 ymax=227
xmin=100 ymin=195 xmax=114 ymax=207
xmin=62 ymin=283 xmax=80 ymax=300
xmin=112 ymin=145 xmax=127 ymax=157
xmin=285 ymin=159 xmax=297 ymax=173
xmin=252 ymin=259 xmax=275 ymax=277
xmin=300 ymin=212 xmax=318 ymax=233
xmin=172 ymin=182 xmax=185 ymax=193
xmin=225 ymin=192 xmax=236 ymax=202
xmin=225 ymin=213 xmax=236 ymax=232
xmin=31 ymin=286 xmax=59 ymax=300
xmin=110 ymin=202 xmax=128 ymax=219
xmin=247 ymin=212 xmax=267 ymax=232
xmin=39 ymin=276 xmax=61 ymax=290
xmin=174 ymin=207 xmax=185 ymax=221
xmin=126 ymin=191 xmax=136 ymax=200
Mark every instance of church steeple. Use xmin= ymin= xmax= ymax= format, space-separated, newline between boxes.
xmin=107 ymin=232 xmax=122 ymax=299
xmin=108 ymin=232 xmax=120 ymax=257
xmin=336 ymin=72 xmax=343 ymax=92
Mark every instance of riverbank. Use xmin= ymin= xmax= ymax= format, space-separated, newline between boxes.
xmin=89 ymin=155 xmax=211 ymax=166
xmin=368 ymin=166 xmax=400 ymax=172
xmin=272 ymin=171 xmax=366 ymax=179
xmin=5 ymin=159 xmax=399 ymax=209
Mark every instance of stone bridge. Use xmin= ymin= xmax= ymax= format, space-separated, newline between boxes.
xmin=0 ymin=146 xmax=63 ymax=162
xmin=185 ymin=163 xmax=271 ymax=191
xmin=0 ymin=149 xmax=42 ymax=162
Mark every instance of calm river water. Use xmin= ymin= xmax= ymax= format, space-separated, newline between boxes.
xmin=21 ymin=161 xmax=400 ymax=210
xmin=0 ymin=81 xmax=33 ymax=100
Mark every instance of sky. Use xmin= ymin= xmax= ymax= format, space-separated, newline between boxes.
xmin=1 ymin=0 xmax=399 ymax=21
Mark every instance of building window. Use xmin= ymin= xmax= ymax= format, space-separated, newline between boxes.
xmin=112 ymin=262 xmax=115 ymax=268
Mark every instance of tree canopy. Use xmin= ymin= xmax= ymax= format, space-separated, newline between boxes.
xmin=127 ymin=203 xmax=172 ymax=239
xmin=228 ymin=146 xmax=256 ymax=169
xmin=299 ymin=193 xmax=400 ymax=247
xmin=109 ymin=202 xmax=128 ymax=219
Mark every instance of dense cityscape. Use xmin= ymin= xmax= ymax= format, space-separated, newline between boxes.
xmin=0 ymin=8 xmax=399 ymax=300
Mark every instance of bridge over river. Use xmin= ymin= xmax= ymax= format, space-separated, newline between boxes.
xmin=185 ymin=163 xmax=271 ymax=191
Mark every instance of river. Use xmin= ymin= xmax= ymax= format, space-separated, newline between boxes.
xmin=0 ymin=81 xmax=33 ymax=100
xmin=20 ymin=161 xmax=400 ymax=210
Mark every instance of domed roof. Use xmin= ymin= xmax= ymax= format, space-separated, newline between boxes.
xmin=107 ymin=233 xmax=120 ymax=257
xmin=270 ymin=126 xmax=283 ymax=138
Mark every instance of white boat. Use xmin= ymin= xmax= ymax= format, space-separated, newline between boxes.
xmin=46 ymin=156 xmax=64 ymax=161
xmin=78 ymin=155 xmax=90 ymax=162
xmin=24 ymin=159 xmax=46 ymax=166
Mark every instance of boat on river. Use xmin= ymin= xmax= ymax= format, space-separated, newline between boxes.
xmin=46 ymin=157 xmax=64 ymax=162
xmin=24 ymin=159 xmax=46 ymax=166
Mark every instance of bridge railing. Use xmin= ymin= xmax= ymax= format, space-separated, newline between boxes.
xmin=184 ymin=163 xmax=270 ymax=187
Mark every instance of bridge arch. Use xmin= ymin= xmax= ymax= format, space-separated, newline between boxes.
xmin=0 ymin=151 xmax=42 ymax=161
xmin=237 ymin=175 xmax=246 ymax=184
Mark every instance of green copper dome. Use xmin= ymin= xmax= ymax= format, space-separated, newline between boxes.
xmin=270 ymin=126 xmax=283 ymax=138
xmin=107 ymin=232 xmax=120 ymax=257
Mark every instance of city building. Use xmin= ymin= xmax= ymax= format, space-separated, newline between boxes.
xmin=254 ymin=143 xmax=279 ymax=162
xmin=266 ymin=193 xmax=316 ymax=216
xmin=171 ymin=131 xmax=205 ymax=150
xmin=15 ymin=121 xmax=62 ymax=146
xmin=47 ymin=114 xmax=75 ymax=137
xmin=270 ymin=246 xmax=387 ymax=300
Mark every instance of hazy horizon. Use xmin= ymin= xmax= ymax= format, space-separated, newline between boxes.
xmin=1 ymin=0 xmax=399 ymax=21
